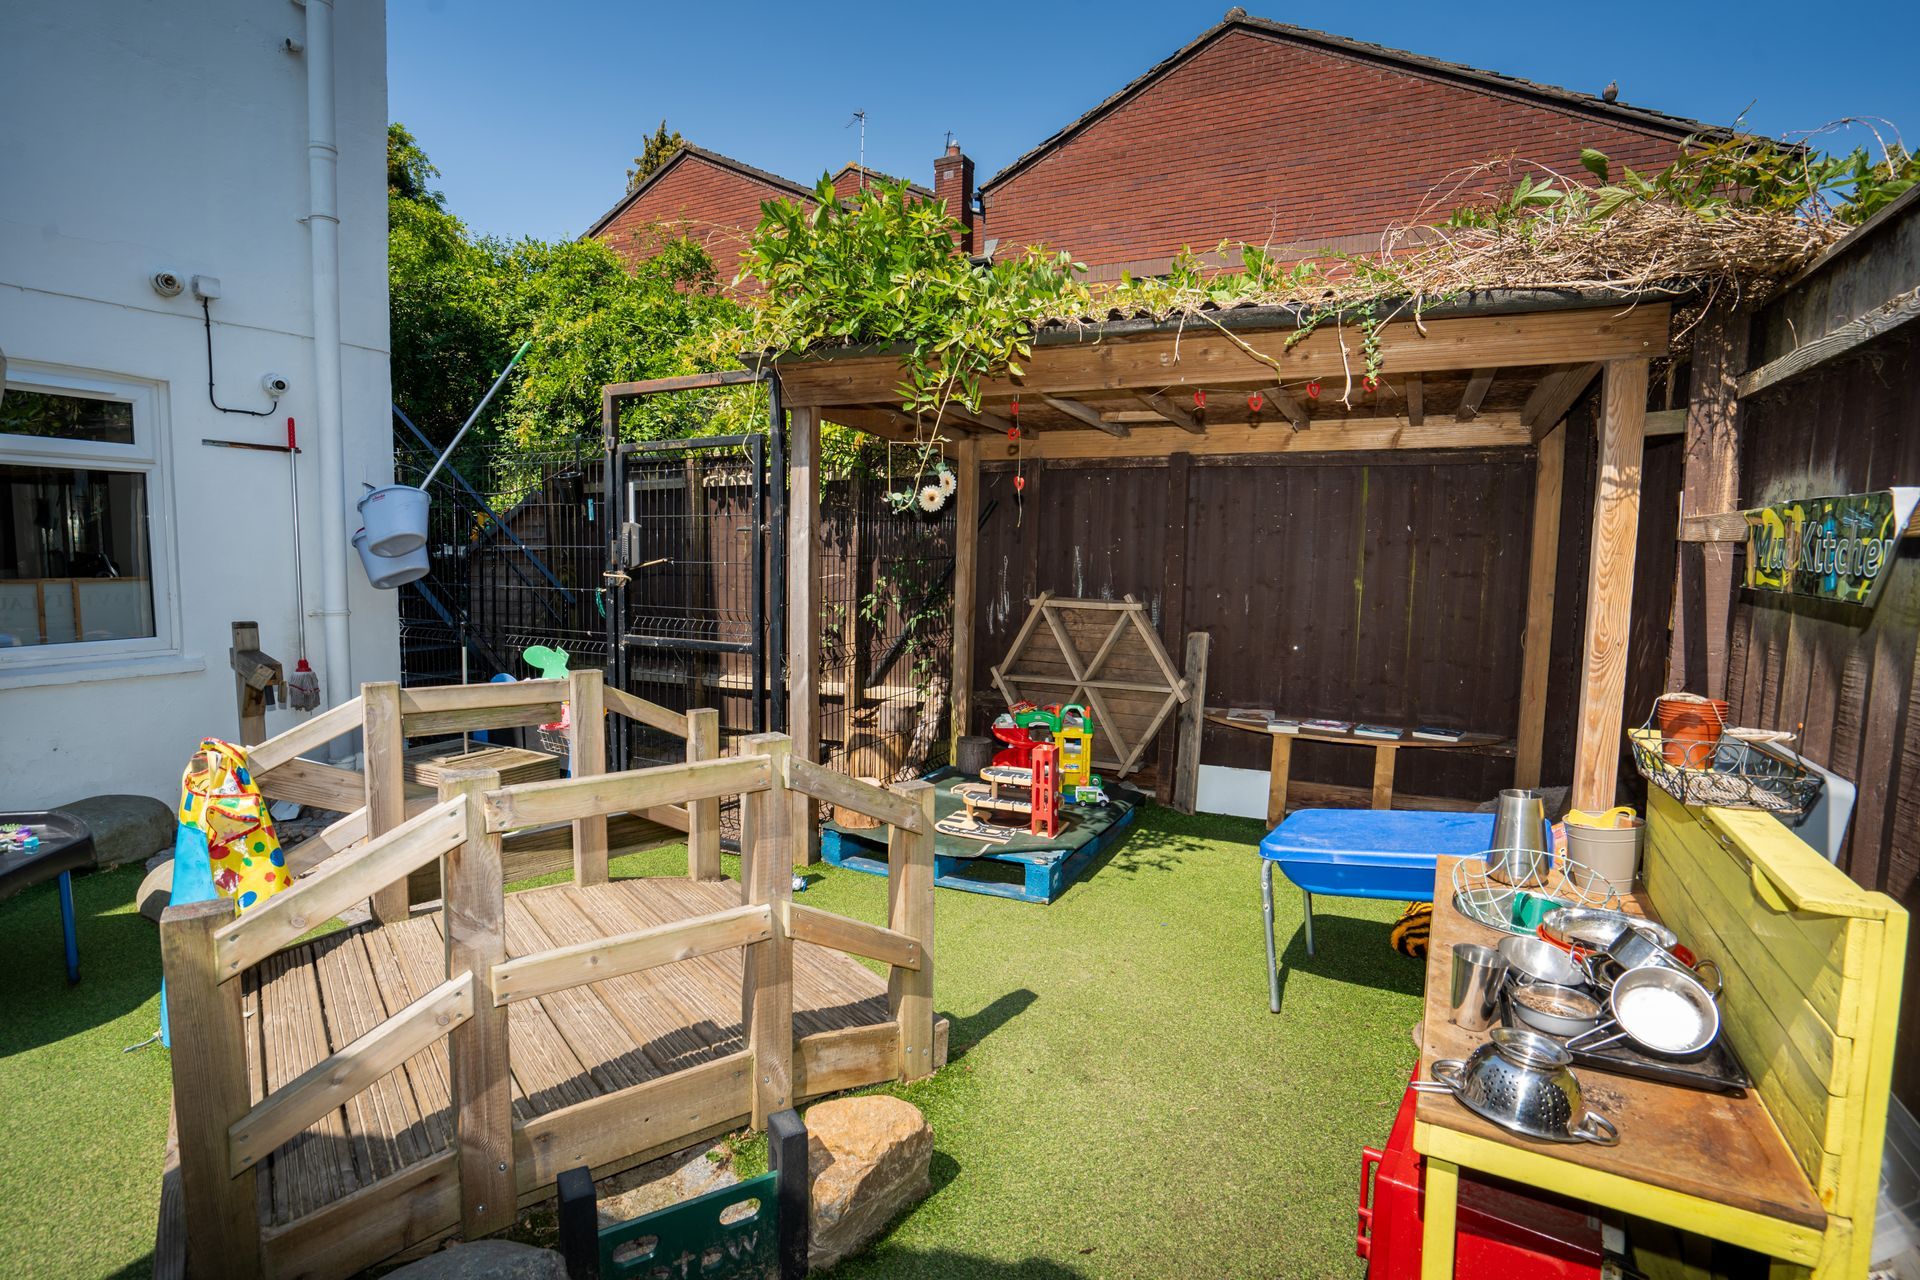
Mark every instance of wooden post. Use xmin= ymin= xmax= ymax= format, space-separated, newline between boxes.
xmin=949 ymin=436 xmax=981 ymax=761
xmin=740 ymin=733 xmax=794 ymax=1128
xmin=1171 ymin=631 xmax=1209 ymax=815
xmin=1669 ymin=308 xmax=1747 ymax=700
xmin=1571 ymin=358 xmax=1649 ymax=811
xmin=845 ymin=469 xmax=868 ymax=717
xmin=1155 ymin=452 xmax=1193 ymax=804
xmin=887 ymin=780 xmax=937 ymax=1081
xmin=362 ymin=681 xmax=409 ymax=924
xmin=686 ymin=707 xmax=722 ymax=881
xmin=567 ymin=668 xmax=609 ymax=885
xmin=787 ymin=407 xmax=822 ymax=864
xmin=231 ymin=621 xmax=271 ymax=746
xmin=1266 ymin=733 xmax=1294 ymax=828
xmin=1514 ymin=423 xmax=1566 ymax=789
xmin=159 ymin=898 xmax=263 ymax=1278
xmin=1370 ymin=745 xmax=1399 ymax=810
xmin=439 ymin=767 xmax=515 ymax=1238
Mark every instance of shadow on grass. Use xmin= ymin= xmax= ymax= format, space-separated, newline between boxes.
xmin=1 ymin=867 xmax=160 ymax=1056
xmin=830 ymin=1250 xmax=1089 ymax=1279
xmin=942 ymin=987 xmax=1037 ymax=1062
xmin=1270 ymin=910 xmax=1424 ymax=1015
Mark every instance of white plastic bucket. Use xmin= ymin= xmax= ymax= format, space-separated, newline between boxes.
xmin=353 ymin=528 xmax=428 ymax=589
xmin=356 ymin=484 xmax=431 ymax=556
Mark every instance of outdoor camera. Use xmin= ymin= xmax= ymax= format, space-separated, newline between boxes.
xmin=261 ymin=372 xmax=290 ymax=398
xmin=151 ymin=271 xmax=184 ymax=297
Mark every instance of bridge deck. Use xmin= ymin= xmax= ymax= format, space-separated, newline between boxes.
xmin=241 ymin=876 xmax=888 ymax=1228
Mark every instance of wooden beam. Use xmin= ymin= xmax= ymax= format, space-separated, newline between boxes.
xmin=247 ymin=696 xmax=364 ymax=774
xmin=942 ymin=402 xmax=1013 ymax=434
xmin=1171 ymin=632 xmax=1210 ymax=814
xmin=1404 ymin=375 xmax=1424 ymax=426
xmin=788 ymin=405 xmax=822 ymax=863
xmin=1669 ymin=308 xmax=1746 ymax=701
xmin=512 ymin=1051 xmax=754 ymax=1190
xmin=567 ymin=669 xmax=610 ymax=886
xmin=1134 ymin=391 xmax=1204 ymax=434
xmin=779 ymin=305 xmax=1671 ymax=407
xmin=1682 ymin=503 xmax=1920 ymax=543
xmin=740 ymin=733 xmax=795 ymax=1128
xmin=1514 ymin=423 xmax=1566 ymax=790
xmin=603 ymin=685 xmax=688 ymax=738
xmin=949 ymin=435 xmax=981 ymax=759
xmin=784 ymin=755 xmax=928 ymax=832
xmin=159 ymin=899 xmax=264 ymax=1277
xmin=1455 ymin=368 xmax=1496 ymax=421
xmin=214 ymin=798 xmax=468 ymax=977
xmin=978 ymin=412 xmax=1528 ymax=462
xmin=887 ymin=781 xmax=938 ymax=1082
xmin=1570 ymin=358 xmax=1649 ymax=811
xmin=1523 ymin=362 xmax=1602 ymax=437
xmin=603 ymin=369 xmax=763 ymax=398
xmin=399 ymin=679 xmax=568 ymax=713
xmin=440 ymin=768 xmax=514 ymax=1239
xmin=1041 ymin=393 xmax=1130 ymax=436
xmin=479 ymin=754 xmax=772 ymax=833
xmin=491 ymin=904 xmax=774 ymax=1004
xmin=254 ymin=756 xmax=366 ymax=813
xmin=784 ymin=900 xmax=923 ymax=970
xmin=1738 ymin=283 xmax=1920 ymax=398
xmin=229 ymin=972 xmax=474 ymax=1176
xmin=685 ymin=708 xmax=722 ymax=881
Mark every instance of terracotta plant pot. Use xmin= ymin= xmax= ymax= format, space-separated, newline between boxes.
xmin=1657 ymin=694 xmax=1728 ymax=769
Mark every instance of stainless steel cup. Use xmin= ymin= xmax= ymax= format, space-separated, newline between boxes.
xmin=1449 ymin=942 xmax=1509 ymax=1031
xmin=1487 ymin=788 xmax=1550 ymax=886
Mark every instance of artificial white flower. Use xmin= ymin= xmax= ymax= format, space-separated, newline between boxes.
xmin=917 ymin=484 xmax=944 ymax=512
xmin=937 ymin=468 xmax=957 ymax=496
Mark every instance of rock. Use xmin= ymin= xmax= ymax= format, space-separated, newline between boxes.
xmin=595 ymin=1142 xmax=738 ymax=1226
xmin=53 ymin=794 xmax=174 ymax=869
xmin=137 ymin=858 xmax=174 ymax=923
xmin=383 ymin=1240 xmax=567 ymax=1280
xmin=804 ymin=1096 xmax=932 ymax=1270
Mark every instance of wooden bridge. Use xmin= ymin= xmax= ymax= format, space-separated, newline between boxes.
xmin=159 ymin=676 xmax=942 ymax=1280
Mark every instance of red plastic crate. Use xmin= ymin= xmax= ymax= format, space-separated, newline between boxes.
xmin=1358 ymin=1074 xmax=1606 ymax=1279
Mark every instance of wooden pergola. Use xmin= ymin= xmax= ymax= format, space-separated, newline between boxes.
xmin=768 ymin=296 xmax=1673 ymax=852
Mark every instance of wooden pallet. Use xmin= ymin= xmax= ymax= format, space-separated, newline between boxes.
xmin=825 ymin=805 xmax=1138 ymax=905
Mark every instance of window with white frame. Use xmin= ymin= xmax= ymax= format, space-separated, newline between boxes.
xmin=0 ymin=366 xmax=175 ymax=663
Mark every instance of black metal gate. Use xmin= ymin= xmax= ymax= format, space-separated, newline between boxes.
xmin=605 ymin=431 xmax=779 ymax=770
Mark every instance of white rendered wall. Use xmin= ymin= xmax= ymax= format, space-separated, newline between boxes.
xmin=0 ymin=0 xmax=395 ymax=806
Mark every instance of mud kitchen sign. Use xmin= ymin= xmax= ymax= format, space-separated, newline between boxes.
xmin=1744 ymin=488 xmax=1919 ymax=606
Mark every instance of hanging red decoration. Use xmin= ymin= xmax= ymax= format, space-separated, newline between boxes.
xmin=1248 ymin=392 xmax=1264 ymax=413
xmin=1192 ymin=389 xmax=1207 ymax=410
xmin=1305 ymin=380 xmax=1322 ymax=399
xmin=1008 ymin=425 xmax=1020 ymax=440
xmin=1363 ymin=374 xmax=1379 ymax=392
xmin=1014 ymin=474 xmax=1027 ymax=493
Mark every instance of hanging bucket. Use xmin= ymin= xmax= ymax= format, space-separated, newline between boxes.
xmin=354 ymin=528 xmax=428 ymax=589
xmin=356 ymin=484 xmax=431 ymax=556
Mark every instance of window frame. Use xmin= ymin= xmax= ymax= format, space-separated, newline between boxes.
xmin=0 ymin=362 xmax=182 ymax=671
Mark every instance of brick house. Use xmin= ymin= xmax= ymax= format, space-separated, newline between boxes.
xmin=585 ymin=144 xmax=928 ymax=285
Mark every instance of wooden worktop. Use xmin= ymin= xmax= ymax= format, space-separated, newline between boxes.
xmin=1417 ymin=855 xmax=1826 ymax=1231
xmin=1204 ymin=711 xmax=1513 ymax=753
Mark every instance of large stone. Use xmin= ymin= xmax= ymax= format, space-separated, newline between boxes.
xmin=137 ymin=858 xmax=174 ymax=922
xmin=595 ymin=1141 xmax=738 ymax=1227
xmin=53 ymin=794 xmax=174 ymax=868
xmin=804 ymin=1096 xmax=932 ymax=1270
xmin=383 ymin=1240 xmax=567 ymax=1280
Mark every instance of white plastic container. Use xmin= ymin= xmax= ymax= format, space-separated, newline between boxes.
xmin=356 ymin=484 xmax=431 ymax=556
xmin=353 ymin=527 xmax=428 ymax=589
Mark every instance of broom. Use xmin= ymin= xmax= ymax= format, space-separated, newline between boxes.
xmin=283 ymin=416 xmax=322 ymax=711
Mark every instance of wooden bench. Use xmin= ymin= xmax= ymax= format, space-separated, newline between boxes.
xmin=1415 ymin=790 xmax=1908 ymax=1278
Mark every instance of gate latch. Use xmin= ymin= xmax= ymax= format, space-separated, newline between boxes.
xmin=616 ymin=521 xmax=643 ymax=569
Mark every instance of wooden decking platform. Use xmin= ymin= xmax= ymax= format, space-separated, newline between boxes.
xmin=243 ymin=876 xmax=889 ymax=1230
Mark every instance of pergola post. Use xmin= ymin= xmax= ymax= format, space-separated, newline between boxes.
xmin=787 ymin=405 xmax=822 ymax=863
xmin=1514 ymin=423 xmax=1565 ymax=789
xmin=1668 ymin=308 xmax=1746 ymax=699
xmin=949 ymin=435 xmax=981 ymax=760
xmin=1570 ymin=358 xmax=1649 ymax=810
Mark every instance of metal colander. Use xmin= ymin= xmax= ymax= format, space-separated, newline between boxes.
xmin=1420 ymin=1028 xmax=1618 ymax=1146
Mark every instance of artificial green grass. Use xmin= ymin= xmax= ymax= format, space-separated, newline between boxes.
xmin=0 ymin=807 xmax=1425 ymax=1278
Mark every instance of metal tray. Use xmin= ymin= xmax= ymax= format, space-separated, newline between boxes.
xmin=1497 ymin=990 xmax=1751 ymax=1096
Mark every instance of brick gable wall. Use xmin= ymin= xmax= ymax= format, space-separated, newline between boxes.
xmin=979 ymin=28 xmax=1694 ymax=274
xmin=593 ymin=155 xmax=803 ymax=283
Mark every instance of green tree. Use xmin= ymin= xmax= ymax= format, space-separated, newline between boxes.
xmin=387 ymin=122 xmax=443 ymax=208
xmin=626 ymin=120 xmax=685 ymax=192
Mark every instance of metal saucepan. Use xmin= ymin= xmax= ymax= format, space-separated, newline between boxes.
xmin=1413 ymin=1028 xmax=1619 ymax=1146
xmin=1499 ymin=934 xmax=1586 ymax=987
xmin=1568 ymin=965 xmax=1721 ymax=1059
xmin=1600 ymin=928 xmax=1724 ymax=996
xmin=1540 ymin=905 xmax=1677 ymax=954
xmin=1508 ymin=982 xmax=1605 ymax=1038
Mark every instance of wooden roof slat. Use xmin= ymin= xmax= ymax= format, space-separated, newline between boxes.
xmin=1041 ymin=394 xmax=1130 ymax=437
xmin=1523 ymin=362 xmax=1603 ymax=438
xmin=1134 ymin=391 xmax=1204 ymax=434
xmin=1404 ymin=375 xmax=1424 ymax=426
xmin=1456 ymin=368 xmax=1496 ymax=421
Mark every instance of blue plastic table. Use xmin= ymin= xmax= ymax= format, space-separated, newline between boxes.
xmin=1258 ymin=809 xmax=1495 ymax=1012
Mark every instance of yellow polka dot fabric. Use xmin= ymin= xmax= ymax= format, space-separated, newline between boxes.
xmin=178 ymin=738 xmax=289 ymax=915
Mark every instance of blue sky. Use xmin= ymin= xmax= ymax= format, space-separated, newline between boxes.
xmin=390 ymin=1 xmax=1920 ymax=243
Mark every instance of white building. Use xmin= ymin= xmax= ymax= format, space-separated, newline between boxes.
xmin=1 ymin=0 xmax=396 ymax=806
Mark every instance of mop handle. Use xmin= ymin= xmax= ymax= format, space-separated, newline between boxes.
xmin=421 ymin=338 xmax=532 ymax=487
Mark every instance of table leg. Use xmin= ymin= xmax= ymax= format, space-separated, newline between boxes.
xmin=1302 ymin=889 xmax=1316 ymax=957
xmin=1266 ymin=733 xmax=1294 ymax=828
xmin=1262 ymin=861 xmax=1280 ymax=1013
xmin=1421 ymin=1156 xmax=1459 ymax=1279
xmin=1370 ymin=744 xmax=1398 ymax=810
xmin=58 ymin=869 xmax=78 ymax=985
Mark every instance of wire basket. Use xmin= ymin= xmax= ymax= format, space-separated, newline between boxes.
xmin=1451 ymin=851 xmax=1620 ymax=936
xmin=1628 ymin=698 xmax=1822 ymax=818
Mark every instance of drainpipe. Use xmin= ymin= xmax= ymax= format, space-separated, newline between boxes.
xmin=296 ymin=0 xmax=353 ymax=708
